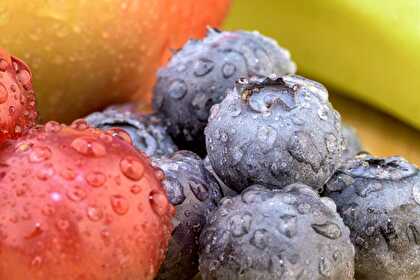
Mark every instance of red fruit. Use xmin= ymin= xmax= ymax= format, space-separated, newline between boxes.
xmin=0 ymin=48 xmax=37 ymax=143
xmin=0 ymin=120 xmax=174 ymax=280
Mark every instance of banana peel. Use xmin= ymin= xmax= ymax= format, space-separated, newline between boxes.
xmin=224 ymin=0 xmax=420 ymax=129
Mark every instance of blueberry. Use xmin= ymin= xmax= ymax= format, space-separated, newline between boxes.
xmin=203 ymin=156 xmax=238 ymax=197
xmin=342 ymin=123 xmax=363 ymax=161
xmin=199 ymin=184 xmax=355 ymax=280
xmin=205 ymin=75 xmax=345 ymax=192
xmin=324 ymin=154 xmax=420 ymax=280
xmin=154 ymin=151 xmax=223 ymax=280
xmin=153 ymin=28 xmax=296 ymax=155
xmin=85 ymin=104 xmax=177 ymax=158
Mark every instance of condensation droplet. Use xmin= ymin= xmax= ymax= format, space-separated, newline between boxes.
xmin=0 ymin=84 xmax=8 ymax=104
xmin=168 ymin=80 xmax=187 ymax=99
xmin=85 ymin=171 xmax=106 ymax=188
xmin=312 ymin=222 xmax=342 ymax=239
xmin=413 ymin=183 xmax=420 ymax=205
xmin=29 ymin=146 xmax=51 ymax=163
xmin=110 ymin=195 xmax=129 ymax=215
xmin=120 ymin=156 xmax=144 ymax=181
xmin=71 ymin=137 xmax=106 ymax=157
xmin=87 ymin=206 xmax=103 ymax=222
xmin=149 ymin=190 xmax=169 ymax=216
xmin=66 ymin=186 xmax=86 ymax=202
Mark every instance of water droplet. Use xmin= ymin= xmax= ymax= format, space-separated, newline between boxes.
xmin=318 ymin=106 xmax=329 ymax=121
xmin=193 ymin=58 xmax=214 ymax=77
xmin=287 ymin=131 xmax=321 ymax=172
xmin=220 ymin=132 xmax=228 ymax=143
xmin=0 ymin=84 xmax=8 ymax=104
xmin=189 ymin=179 xmax=209 ymax=201
xmin=44 ymin=121 xmax=62 ymax=133
xmin=251 ymin=229 xmax=268 ymax=249
xmin=87 ymin=206 xmax=103 ymax=221
xmin=41 ymin=204 xmax=55 ymax=216
xmin=110 ymin=195 xmax=129 ymax=215
xmin=413 ymin=183 xmax=420 ymax=205
xmin=325 ymin=134 xmax=338 ymax=153
xmin=231 ymin=146 xmax=244 ymax=165
xmin=168 ymin=80 xmax=187 ymax=99
xmin=229 ymin=213 xmax=252 ymax=237
xmin=278 ymin=215 xmax=297 ymax=238
xmin=120 ymin=156 xmax=144 ymax=181
xmin=85 ymin=171 xmax=106 ymax=188
xmin=16 ymin=69 xmax=31 ymax=89
xmin=356 ymin=182 xmax=383 ymax=198
xmin=0 ymin=59 xmax=8 ymax=71
xmin=319 ymin=257 xmax=332 ymax=277
xmin=154 ymin=169 xmax=164 ymax=181
xmin=228 ymin=103 xmax=242 ymax=117
xmin=36 ymin=164 xmax=55 ymax=180
xmin=16 ymin=142 xmax=32 ymax=152
xmin=407 ymin=224 xmax=420 ymax=245
xmin=149 ymin=190 xmax=169 ymax=216
xmin=29 ymin=146 xmax=51 ymax=163
xmin=56 ymin=219 xmax=70 ymax=231
xmin=60 ymin=167 xmax=76 ymax=181
xmin=31 ymin=256 xmax=43 ymax=267
xmin=25 ymin=223 xmax=43 ymax=239
xmin=70 ymin=119 xmax=89 ymax=130
xmin=321 ymin=197 xmax=337 ymax=212
xmin=333 ymin=250 xmax=342 ymax=262
xmin=312 ymin=222 xmax=342 ymax=239
xmin=107 ymin=128 xmax=132 ymax=144
xmin=130 ymin=184 xmax=142 ymax=194
xmin=71 ymin=137 xmax=106 ymax=157
xmin=257 ymin=125 xmax=277 ymax=150
xmin=9 ymin=84 xmax=17 ymax=93
xmin=66 ymin=186 xmax=86 ymax=202
xmin=222 ymin=62 xmax=236 ymax=78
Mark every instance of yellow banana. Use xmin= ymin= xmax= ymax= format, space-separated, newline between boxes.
xmin=224 ymin=0 xmax=420 ymax=129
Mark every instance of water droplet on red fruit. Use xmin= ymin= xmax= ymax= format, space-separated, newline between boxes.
xmin=71 ymin=119 xmax=89 ymax=130
xmin=44 ymin=121 xmax=62 ymax=133
xmin=66 ymin=186 xmax=86 ymax=202
xmin=120 ymin=156 xmax=144 ymax=181
xmin=71 ymin=137 xmax=106 ymax=157
xmin=85 ymin=171 xmax=106 ymax=188
xmin=110 ymin=195 xmax=129 ymax=215
xmin=25 ymin=222 xmax=43 ymax=239
xmin=87 ymin=206 xmax=103 ymax=222
xmin=29 ymin=146 xmax=52 ymax=163
xmin=0 ymin=59 xmax=8 ymax=71
xmin=130 ymin=184 xmax=142 ymax=194
xmin=107 ymin=128 xmax=132 ymax=144
xmin=0 ymin=83 xmax=8 ymax=104
xmin=16 ymin=69 xmax=31 ymax=89
xmin=60 ymin=167 xmax=76 ymax=180
xmin=149 ymin=190 xmax=169 ymax=216
xmin=56 ymin=219 xmax=70 ymax=231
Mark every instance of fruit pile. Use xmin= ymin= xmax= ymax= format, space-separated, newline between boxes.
xmin=0 ymin=27 xmax=419 ymax=280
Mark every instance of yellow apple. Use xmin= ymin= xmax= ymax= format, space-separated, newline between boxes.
xmin=0 ymin=0 xmax=230 ymax=122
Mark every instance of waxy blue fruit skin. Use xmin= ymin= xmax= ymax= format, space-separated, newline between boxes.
xmin=153 ymin=29 xmax=296 ymax=155
xmin=206 ymin=75 xmax=345 ymax=192
xmin=324 ymin=154 xmax=420 ymax=280
xmin=199 ymin=184 xmax=355 ymax=280
xmin=85 ymin=104 xmax=178 ymax=158
xmin=154 ymin=151 xmax=222 ymax=280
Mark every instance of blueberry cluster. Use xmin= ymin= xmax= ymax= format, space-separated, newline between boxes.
xmin=87 ymin=29 xmax=420 ymax=280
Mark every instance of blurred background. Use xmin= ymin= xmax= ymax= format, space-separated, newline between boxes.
xmin=0 ymin=0 xmax=418 ymax=164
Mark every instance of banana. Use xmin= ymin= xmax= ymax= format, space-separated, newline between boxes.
xmin=224 ymin=0 xmax=420 ymax=129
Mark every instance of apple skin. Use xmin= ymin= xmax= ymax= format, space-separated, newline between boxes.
xmin=0 ymin=0 xmax=230 ymax=123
